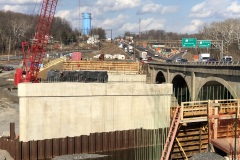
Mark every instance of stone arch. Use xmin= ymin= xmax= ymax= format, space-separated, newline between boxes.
xmin=171 ymin=73 xmax=191 ymax=104
xmin=195 ymin=77 xmax=238 ymax=100
xmin=155 ymin=71 xmax=166 ymax=84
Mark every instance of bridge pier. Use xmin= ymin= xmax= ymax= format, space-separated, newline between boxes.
xmin=191 ymin=72 xmax=195 ymax=101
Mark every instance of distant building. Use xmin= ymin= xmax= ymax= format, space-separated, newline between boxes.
xmin=82 ymin=13 xmax=91 ymax=35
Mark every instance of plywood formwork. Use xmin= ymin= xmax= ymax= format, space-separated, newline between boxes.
xmin=171 ymin=122 xmax=208 ymax=159
xmin=38 ymin=57 xmax=65 ymax=79
xmin=208 ymin=99 xmax=240 ymax=157
xmin=62 ymin=61 xmax=142 ymax=74
xmin=169 ymin=99 xmax=240 ymax=159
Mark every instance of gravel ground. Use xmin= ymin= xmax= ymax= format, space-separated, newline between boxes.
xmin=0 ymin=150 xmax=14 ymax=160
xmin=190 ymin=152 xmax=225 ymax=160
xmin=0 ymin=69 xmax=18 ymax=160
xmin=52 ymin=154 xmax=107 ymax=160
xmin=0 ymin=71 xmax=19 ymax=137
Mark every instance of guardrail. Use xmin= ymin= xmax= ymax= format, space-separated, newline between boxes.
xmin=151 ymin=61 xmax=240 ymax=66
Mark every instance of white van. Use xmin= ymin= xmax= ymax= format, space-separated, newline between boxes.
xmin=199 ymin=53 xmax=210 ymax=62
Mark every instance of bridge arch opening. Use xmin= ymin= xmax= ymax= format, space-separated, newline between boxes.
xmin=172 ymin=75 xmax=190 ymax=104
xmin=155 ymin=71 xmax=166 ymax=84
xmin=197 ymin=81 xmax=233 ymax=100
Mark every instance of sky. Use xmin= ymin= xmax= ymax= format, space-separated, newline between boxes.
xmin=1 ymin=0 xmax=240 ymax=38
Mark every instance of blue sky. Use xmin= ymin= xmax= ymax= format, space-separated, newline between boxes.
xmin=1 ymin=0 xmax=240 ymax=38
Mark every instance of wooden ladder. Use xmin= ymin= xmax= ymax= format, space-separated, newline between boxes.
xmin=160 ymin=105 xmax=181 ymax=160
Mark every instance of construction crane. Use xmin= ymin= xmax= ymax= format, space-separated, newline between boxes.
xmin=14 ymin=0 xmax=58 ymax=86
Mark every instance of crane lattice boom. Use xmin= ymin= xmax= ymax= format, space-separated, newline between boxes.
xmin=15 ymin=0 xmax=58 ymax=85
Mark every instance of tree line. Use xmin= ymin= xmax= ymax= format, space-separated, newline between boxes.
xmin=1 ymin=10 xmax=240 ymax=58
xmin=0 ymin=11 xmax=106 ymax=55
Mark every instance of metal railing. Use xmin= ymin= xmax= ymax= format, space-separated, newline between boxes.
xmin=153 ymin=61 xmax=240 ymax=66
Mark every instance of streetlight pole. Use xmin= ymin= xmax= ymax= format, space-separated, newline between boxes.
xmin=134 ymin=34 xmax=136 ymax=60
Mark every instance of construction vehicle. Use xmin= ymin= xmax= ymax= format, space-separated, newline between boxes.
xmin=14 ymin=0 xmax=58 ymax=86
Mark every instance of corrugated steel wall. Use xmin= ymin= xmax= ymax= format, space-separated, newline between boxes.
xmin=0 ymin=128 xmax=165 ymax=160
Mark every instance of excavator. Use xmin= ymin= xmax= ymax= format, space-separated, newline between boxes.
xmin=14 ymin=0 xmax=58 ymax=86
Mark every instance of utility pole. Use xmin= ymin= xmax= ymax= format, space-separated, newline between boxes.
xmin=8 ymin=36 xmax=11 ymax=61
xmin=78 ymin=0 xmax=81 ymax=52
xmin=220 ymin=40 xmax=223 ymax=60
xmin=139 ymin=18 xmax=141 ymax=43
xmin=134 ymin=34 xmax=136 ymax=61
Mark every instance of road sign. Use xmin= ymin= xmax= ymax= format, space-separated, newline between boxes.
xmin=182 ymin=38 xmax=197 ymax=48
xmin=198 ymin=40 xmax=211 ymax=48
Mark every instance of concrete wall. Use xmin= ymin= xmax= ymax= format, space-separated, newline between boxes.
xmin=18 ymin=82 xmax=172 ymax=142
xmin=108 ymin=74 xmax=146 ymax=83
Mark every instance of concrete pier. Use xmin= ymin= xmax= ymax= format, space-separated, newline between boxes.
xmin=18 ymin=82 xmax=172 ymax=142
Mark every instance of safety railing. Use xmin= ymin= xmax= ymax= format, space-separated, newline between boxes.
xmin=152 ymin=61 xmax=240 ymax=66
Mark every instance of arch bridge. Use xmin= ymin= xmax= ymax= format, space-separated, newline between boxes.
xmin=147 ymin=62 xmax=240 ymax=103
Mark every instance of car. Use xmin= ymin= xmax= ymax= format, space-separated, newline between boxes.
xmin=175 ymin=58 xmax=188 ymax=63
xmin=166 ymin=59 xmax=173 ymax=63
xmin=175 ymin=58 xmax=182 ymax=62
xmin=207 ymin=58 xmax=218 ymax=62
xmin=3 ymin=67 xmax=10 ymax=71
xmin=8 ymin=66 xmax=14 ymax=70
xmin=180 ymin=58 xmax=188 ymax=62
xmin=147 ymin=57 xmax=153 ymax=61
xmin=154 ymin=54 xmax=159 ymax=57
xmin=221 ymin=56 xmax=232 ymax=63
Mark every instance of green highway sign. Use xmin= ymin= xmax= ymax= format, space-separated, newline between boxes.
xmin=198 ymin=40 xmax=211 ymax=48
xmin=182 ymin=38 xmax=197 ymax=48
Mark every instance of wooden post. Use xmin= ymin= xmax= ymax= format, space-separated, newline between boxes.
xmin=199 ymin=127 xmax=202 ymax=152
xmin=10 ymin=123 xmax=15 ymax=140
xmin=213 ymin=106 xmax=218 ymax=139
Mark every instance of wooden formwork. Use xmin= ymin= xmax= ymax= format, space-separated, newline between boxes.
xmin=208 ymin=99 xmax=240 ymax=139
xmin=171 ymin=122 xmax=208 ymax=159
xmin=62 ymin=61 xmax=142 ymax=74
xmin=170 ymin=99 xmax=240 ymax=159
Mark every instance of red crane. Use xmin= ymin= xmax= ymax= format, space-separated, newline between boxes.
xmin=15 ymin=0 xmax=58 ymax=86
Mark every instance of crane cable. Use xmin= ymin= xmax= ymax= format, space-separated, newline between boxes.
xmin=33 ymin=0 xmax=41 ymax=15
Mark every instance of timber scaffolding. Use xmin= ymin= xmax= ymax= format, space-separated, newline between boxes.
xmin=167 ymin=99 xmax=240 ymax=160
xmin=62 ymin=60 xmax=146 ymax=74
xmin=38 ymin=59 xmax=148 ymax=80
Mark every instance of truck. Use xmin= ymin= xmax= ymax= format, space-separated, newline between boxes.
xmin=198 ymin=53 xmax=210 ymax=62
xmin=128 ymin=45 xmax=133 ymax=53
xmin=139 ymin=51 xmax=148 ymax=60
